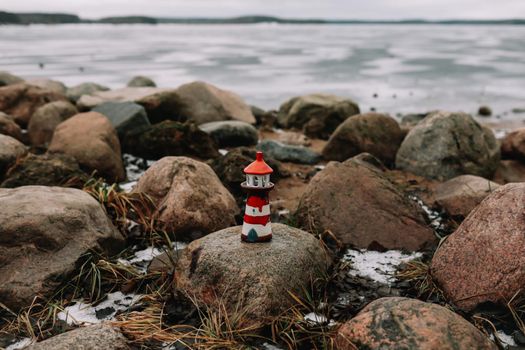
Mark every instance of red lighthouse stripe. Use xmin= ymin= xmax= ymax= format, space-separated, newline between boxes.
xmin=247 ymin=195 xmax=269 ymax=209
xmin=243 ymin=214 xmax=271 ymax=225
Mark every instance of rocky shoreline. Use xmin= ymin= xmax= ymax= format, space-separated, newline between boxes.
xmin=1 ymin=70 xmax=525 ymax=349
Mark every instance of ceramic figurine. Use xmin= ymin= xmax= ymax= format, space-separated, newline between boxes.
xmin=241 ymin=151 xmax=274 ymax=242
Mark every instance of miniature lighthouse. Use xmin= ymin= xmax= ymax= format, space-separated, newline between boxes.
xmin=241 ymin=151 xmax=274 ymax=243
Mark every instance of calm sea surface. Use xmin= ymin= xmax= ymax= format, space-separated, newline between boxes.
xmin=0 ymin=24 xmax=524 ymax=118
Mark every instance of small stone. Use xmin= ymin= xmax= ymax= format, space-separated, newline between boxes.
xmin=0 ymin=71 xmax=23 ymax=87
xmin=0 ymin=112 xmax=23 ymax=141
xmin=478 ymin=105 xmax=492 ymax=116
xmin=0 ymin=134 xmax=27 ymax=178
xmin=127 ymin=75 xmax=157 ymax=87
xmin=27 ymin=100 xmax=78 ymax=148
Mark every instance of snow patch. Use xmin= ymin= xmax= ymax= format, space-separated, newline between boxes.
xmin=491 ymin=330 xmax=517 ymax=348
xmin=343 ymin=249 xmax=422 ymax=285
xmin=6 ymin=338 xmax=33 ymax=350
xmin=409 ymin=195 xmax=445 ymax=235
xmin=58 ymin=292 xmax=142 ymax=326
xmin=218 ymin=149 xmax=229 ymax=155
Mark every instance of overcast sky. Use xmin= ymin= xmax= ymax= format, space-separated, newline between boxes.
xmin=2 ymin=0 xmax=525 ymax=20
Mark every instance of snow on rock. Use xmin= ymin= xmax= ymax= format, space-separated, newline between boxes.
xmin=58 ymin=292 xmax=142 ymax=326
xmin=343 ymin=249 xmax=422 ymax=285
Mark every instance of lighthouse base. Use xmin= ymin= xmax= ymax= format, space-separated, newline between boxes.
xmin=241 ymin=233 xmax=272 ymax=243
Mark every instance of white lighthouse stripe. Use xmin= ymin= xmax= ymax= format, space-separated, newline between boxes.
xmin=245 ymin=204 xmax=271 ymax=216
xmin=242 ymin=222 xmax=272 ymax=236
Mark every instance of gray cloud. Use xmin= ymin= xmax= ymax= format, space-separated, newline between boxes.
xmin=2 ymin=0 xmax=525 ymax=19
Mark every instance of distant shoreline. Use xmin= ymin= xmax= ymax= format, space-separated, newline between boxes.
xmin=1 ymin=11 xmax=524 ymax=25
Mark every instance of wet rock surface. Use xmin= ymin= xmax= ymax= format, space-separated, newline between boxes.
xmin=335 ymin=297 xmax=497 ymax=350
xmin=174 ymin=223 xmax=331 ymax=327
xmin=296 ymin=157 xmax=435 ymax=251
xmin=396 ymin=111 xmax=500 ymax=181
xmin=278 ymin=93 xmax=360 ymax=139
xmin=0 ymin=186 xmax=125 ymax=311
xmin=323 ymin=112 xmax=404 ymax=166
xmin=431 ymin=183 xmax=525 ymax=311
xmin=27 ymin=100 xmax=78 ymax=148
xmin=133 ymin=156 xmax=239 ymax=240
xmin=48 ymin=112 xmax=126 ymax=182
xmin=122 ymin=120 xmax=219 ymax=160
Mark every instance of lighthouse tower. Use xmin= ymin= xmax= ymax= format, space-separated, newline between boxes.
xmin=241 ymin=152 xmax=274 ymax=243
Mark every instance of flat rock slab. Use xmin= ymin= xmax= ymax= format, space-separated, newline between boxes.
xmin=174 ymin=223 xmax=331 ymax=327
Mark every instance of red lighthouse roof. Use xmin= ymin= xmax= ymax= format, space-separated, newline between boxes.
xmin=244 ymin=152 xmax=273 ymax=175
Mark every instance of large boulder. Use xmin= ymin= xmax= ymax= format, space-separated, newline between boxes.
xmin=335 ymin=297 xmax=497 ymax=350
xmin=501 ymin=128 xmax=525 ymax=161
xmin=122 ymin=121 xmax=219 ymax=160
xmin=0 ymin=186 xmax=125 ymax=311
xmin=27 ymin=100 xmax=78 ymax=148
xmin=322 ymin=112 xmax=404 ymax=166
xmin=127 ymin=75 xmax=156 ymax=87
xmin=0 ymin=134 xmax=27 ymax=178
xmin=277 ymin=93 xmax=360 ymax=139
xmin=133 ymin=157 xmax=238 ymax=240
xmin=1 ymin=153 xmax=88 ymax=188
xmin=0 ymin=83 xmax=68 ymax=127
xmin=66 ymin=82 xmax=110 ymax=103
xmin=48 ymin=112 xmax=126 ymax=182
xmin=199 ymin=120 xmax=258 ymax=148
xmin=0 ymin=71 xmax=23 ymax=87
xmin=175 ymin=81 xmax=256 ymax=125
xmin=435 ymin=175 xmax=500 ymax=219
xmin=257 ymin=139 xmax=321 ymax=164
xmin=92 ymin=101 xmax=150 ymax=139
xmin=27 ymin=323 xmax=130 ymax=350
xmin=295 ymin=158 xmax=435 ymax=251
xmin=174 ymin=223 xmax=330 ymax=326
xmin=0 ymin=112 xmax=23 ymax=141
xmin=431 ymin=183 xmax=525 ymax=311
xmin=396 ymin=111 xmax=500 ymax=181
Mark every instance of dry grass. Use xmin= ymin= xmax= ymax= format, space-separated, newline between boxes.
xmin=114 ymin=294 xmax=263 ymax=349
xmin=83 ymin=178 xmax=157 ymax=236
xmin=0 ymin=297 xmax=69 ymax=341
xmin=270 ymin=290 xmax=338 ymax=350
xmin=396 ymin=260 xmax=445 ymax=302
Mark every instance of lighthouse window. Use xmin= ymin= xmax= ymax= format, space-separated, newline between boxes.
xmin=253 ymin=176 xmax=259 ymax=186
